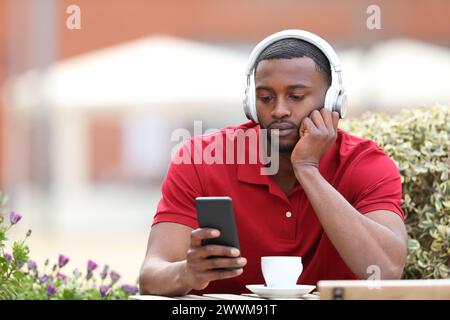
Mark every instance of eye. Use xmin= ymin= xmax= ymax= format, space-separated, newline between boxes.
xmin=258 ymin=95 xmax=274 ymax=103
xmin=290 ymin=95 xmax=305 ymax=101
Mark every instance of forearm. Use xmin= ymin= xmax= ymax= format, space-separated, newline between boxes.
xmin=139 ymin=258 xmax=191 ymax=296
xmin=294 ymin=166 xmax=404 ymax=279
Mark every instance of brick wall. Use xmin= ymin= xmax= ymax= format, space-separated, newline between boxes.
xmin=57 ymin=0 xmax=450 ymax=59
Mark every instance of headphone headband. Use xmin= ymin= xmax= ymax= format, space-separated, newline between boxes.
xmin=245 ymin=30 xmax=343 ymax=87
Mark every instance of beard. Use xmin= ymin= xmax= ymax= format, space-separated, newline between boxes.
xmin=260 ymin=120 xmax=300 ymax=154
xmin=266 ymin=129 xmax=299 ymax=153
xmin=267 ymin=136 xmax=297 ymax=153
xmin=278 ymin=141 xmax=297 ymax=153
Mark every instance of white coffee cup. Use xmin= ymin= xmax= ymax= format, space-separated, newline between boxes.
xmin=261 ymin=256 xmax=303 ymax=287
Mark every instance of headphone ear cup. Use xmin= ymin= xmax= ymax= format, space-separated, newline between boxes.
xmin=243 ymin=93 xmax=252 ymax=121
xmin=335 ymin=90 xmax=347 ymax=119
xmin=324 ymin=87 xmax=347 ymax=119
xmin=324 ymin=87 xmax=336 ymax=113
xmin=243 ymin=77 xmax=258 ymax=123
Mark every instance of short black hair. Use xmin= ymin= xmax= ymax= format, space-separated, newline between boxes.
xmin=254 ymin=38 xmax=332 ymax=86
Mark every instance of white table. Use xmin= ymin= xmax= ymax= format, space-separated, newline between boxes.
xmin=129 ymin=292 xmax=320 ymax=300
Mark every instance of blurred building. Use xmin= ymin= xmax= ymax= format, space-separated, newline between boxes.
xmin=1 ymin=0 xmax=450 ymax=220
xmin=2 ymin=0 xmax=450 ymax=188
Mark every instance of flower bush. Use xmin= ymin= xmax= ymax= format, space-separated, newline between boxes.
xmin=0 ymin=192 xmax=139 ymax=300
xmin=340 ymin=105 xmax=450 ymax=279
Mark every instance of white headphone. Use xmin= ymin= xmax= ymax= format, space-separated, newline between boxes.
xmin=243 ymin=29 xmax=347 ymax=123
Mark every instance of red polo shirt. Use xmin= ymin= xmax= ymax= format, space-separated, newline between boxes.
xmin=153 ymin=121 xmax=404 ymax=294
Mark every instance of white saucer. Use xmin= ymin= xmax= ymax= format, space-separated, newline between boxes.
xmin=245 ymin=284 xmax=316 ymax=299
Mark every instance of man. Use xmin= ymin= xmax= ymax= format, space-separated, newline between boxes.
xmin=139 ymin=30 xmax=407 ymax=296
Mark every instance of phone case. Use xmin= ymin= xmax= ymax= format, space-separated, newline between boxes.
xmin=195 ymin=197 xmax=241 ymax=271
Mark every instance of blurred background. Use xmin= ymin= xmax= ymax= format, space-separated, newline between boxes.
xmin=1 ymin=0 xmax=449 ymax=284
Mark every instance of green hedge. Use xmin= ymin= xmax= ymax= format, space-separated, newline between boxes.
xmin=340 ymin=105 xmax=450 ymax=279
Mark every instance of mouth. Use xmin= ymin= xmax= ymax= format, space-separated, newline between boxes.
xmin=270 ymin=127 xmax=296 ymax=137
xmin=268 ymin=123 xmax=297 ymax=138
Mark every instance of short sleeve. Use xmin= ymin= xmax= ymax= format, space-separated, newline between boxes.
xmin=345 ymin=147 xmax=404 ymax=220
xmin=152 ymin=139 xmax=203 ymax=229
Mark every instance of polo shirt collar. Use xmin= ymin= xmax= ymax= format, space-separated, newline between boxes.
xmin=236 ymin=125 xmax=340 ymax=197
xmin=237 ymin=161 xmax=270 ymax=186
xmin=236 ymin=123 xmax=272 ymax=187
xmin=235 ymin=123 xmax=300 ymax=200
xmin=237 ymin=160 xmax=304 ymax=202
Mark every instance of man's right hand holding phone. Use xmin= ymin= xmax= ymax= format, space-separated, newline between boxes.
xmin=183 ymin=228 xmax=247 ymax=291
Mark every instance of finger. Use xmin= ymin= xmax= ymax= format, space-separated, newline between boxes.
xmin=187 ymin=245 xmax=240 ymax=263
xmin=332 ymin=111 xmax=340 ymax=131
xmin=195 ymin=257 xmax=247 ymax=271
xmin=310 ymin=109 xmax=326 ymax=129
xmin=190 ymin=228 xmax=220 ymax=248
xmin=195 ymin=245 xmax=241 ymax=259
xmin=320 ymin=108 xmax=334 ymax=131
xmin=300 ymin=117 xmax=316 ymax=138
xmin=197 ymin=268 xmax=244 ymax=283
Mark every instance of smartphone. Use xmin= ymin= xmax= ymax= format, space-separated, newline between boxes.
xmin=195 ymin=196 xmax=241 ymax=265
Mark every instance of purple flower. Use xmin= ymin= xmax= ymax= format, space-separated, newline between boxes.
xmin=27 ymin=259 xmax=37 ymax=271
xmin=110 ymin=271 xmax=121 ymax=284
xmin=56 ymin=272 xmax=68 ymax=281
xmin=87 ymin=259 xmax=98 ymax=272
xmin=121 ymin=284 xmax=139 ymax=295
xmin=58 ymin=254 xmax=70 ymax=268
xmin=99 ymin=285 xmax=111 ymax=297
xmin=100 ymin=265 xmax=109 ymax=280
xmin=9 ymin=211 xmax=22 ymax=225
xmin=40 ymin=274 xmax=49 ymax=283
xmin=86 ymin=270 xmax=93 ymax=280
xmin=47 ymin=284 xmax=57 ymax=297
xmin=4 ymin=253 xmax=12 ymax=263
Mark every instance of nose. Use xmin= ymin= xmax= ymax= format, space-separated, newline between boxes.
xmin=271 ymin=98 xmax=291 ymax=119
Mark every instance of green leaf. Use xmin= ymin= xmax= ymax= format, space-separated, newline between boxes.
xmin=0 ymin=227 xmax=7 ymax=244
xmin=435 ymin=199 xmax=442 ymax=212
xmin=13 ymin=270 xmax=24 ymax=281
xmin=0 ymin=256 xmax=9 ymax=269
xmin=438 ymin=264 xmax=450 ymax=278
xmin=407 ymin=239 xmax=421 ymax=251
xmin=430 ymin=240 xmax=443 ymax=252
xmin=12 ymin=242 xmax=30 ymax=269
xmin=417 ymin=259 xmax=428 ymax=269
